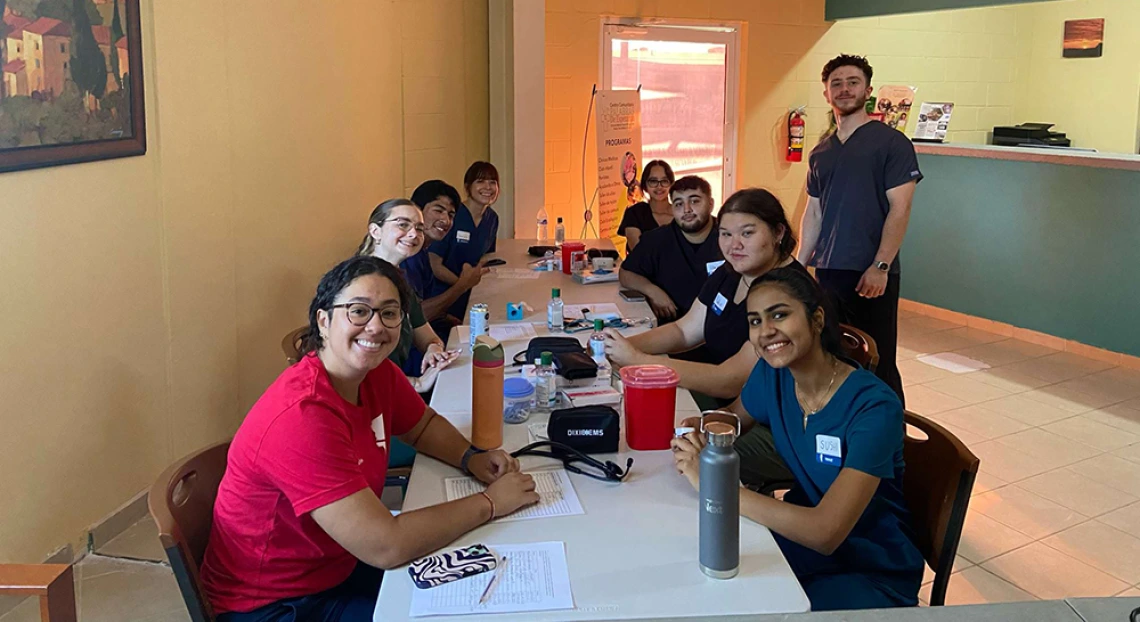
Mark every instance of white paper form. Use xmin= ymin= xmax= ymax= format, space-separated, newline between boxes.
xmin=562 ymin=303 xmax=621 ymax=321
xmin=489 ymin=268 xmax=542 ymax=280
xmin=408 ymin=541 xmax=574 ymax=617
xmin=445 ymin=469 xmax=584 ymax=522
xmin=487 ymin=322 xmax=538 ymax=342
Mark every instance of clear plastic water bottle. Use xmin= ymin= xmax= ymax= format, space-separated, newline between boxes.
xmin=547 ymin=287 xmax=564 ymax=333
xmin=589 ymin=319 xmax=608 ymax=374
xmin=554 ymin=217 xmax=566 ymax=246
xmin=535 ymin=351 xmax=558 ymax=410
xmin=537 ymin=207 xmax=549 ymax=242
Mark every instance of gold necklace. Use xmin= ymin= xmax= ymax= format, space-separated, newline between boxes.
xmin=797 ymin=357 xmax=838 ymax=428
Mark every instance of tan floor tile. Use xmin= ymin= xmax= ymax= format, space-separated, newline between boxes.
xmin=1054 ymin=374 xmax=1140 ymax=407
xmin=942 ymin=327 xmax=1010 ymax=347
xmin=918 ymin=566 xmax=1036 ymax=606
xmin=971 ymin=471 xmax=1008 ymax=496
xmin=971 ymin=440 xmax=1058 ymax=483
xmin=962 ymin=367 xmax=1052 ymax=394
xmin=971 ymin=484 xmax=1088 ymax=539
xmin=78 ymin=558 xmax=188 ymax=622
xmin=979 ymin=394 xmax=1076 ymax=426
xmin=1043 ymin=416 xmax=1140 ymax=452
xmin=929 ymin=420 xmax=987 ymax=446
xmin=1069 ymin=455 xmax=1140 ymax=497
xmin=956 ymin=509 xmax=1034 ymax=564
xmin=898 ymin=358 xmax=956 ymax=386
xmin=1020 ymin=385 xmax=1110 ymax=414
xmin=1042 ymin=521 xmax=1140 ymax=585
xmin=924 ymin=376 xmax=1014 ymax=405
xmin=1004 ymin=352 xmax=1115 ymax=385
xmin=1088 ymin=367 xmax=1140 ymax=389
xmin=935 ymin=405 xmax=1031 ymax=441
xmin=906 ymin=384 xmax=971 ymax=416
xmin=1117 ymin=587 xmax=1140 ymax=597
xmin=899 ymin=330 xmax=986 ymax=356
xmin=900 ymin=315 xmax=962 ymax=336
xmin=1114 ymin=443 xmax=1140 ymax=464
xmin=1018 ymin=468 xmax=1139 ymax=517
xmin=0 ymin=598 xmax=38 ymax=622
xmin=993 ymin=428 xmax=1102 ymax=467
xmin=921 ymin=555 xmax=972 ymax=586
xmin=955 ymin=340 xmax=1058 ymax=368
xmin=1099 ymin=502 xmax=1140 ymax=539
xmin=95 ymin=517 xmax=166 ymax=563
xmin=1087 ymin=406 xmax=1140 ymax=437
xmin=984 ymin=542 xmax=1129 ymax=599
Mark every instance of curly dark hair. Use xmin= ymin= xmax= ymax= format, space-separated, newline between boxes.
xmin=297 ymin=256 xmax=413 ymax=358
xmin=821 ymin=54 xmax=873 ymax=84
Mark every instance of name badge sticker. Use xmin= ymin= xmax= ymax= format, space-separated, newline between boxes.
xmin=706 ymin=260 xmax=725 ymax=275
xmin=712 ymin=293 xmax=728 ymax=316
xmin=816 ymin=434 xmax=842 ymax=466
xmin=456 ymin=230 xmax=471 ymax=243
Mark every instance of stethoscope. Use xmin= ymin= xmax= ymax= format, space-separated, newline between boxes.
xmin=510 ymin=441 xmax=633 ymax=483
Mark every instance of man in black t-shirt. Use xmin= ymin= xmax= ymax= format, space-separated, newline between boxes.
xmin=619 ymin=175 xmax=724 ymax=323
xmin=799 ymin=54 xmax=922 ymax=405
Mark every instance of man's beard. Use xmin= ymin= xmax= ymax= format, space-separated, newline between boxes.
xmin=679 ymin=214 xmax=710 ymax=233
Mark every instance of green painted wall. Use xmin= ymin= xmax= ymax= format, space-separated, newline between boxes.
xmin=900 ymin=154 xmax=1140 ymax=357
xmin=826 ymin=0 xmax=1055 ymax=20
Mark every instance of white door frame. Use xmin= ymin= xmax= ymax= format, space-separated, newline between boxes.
xmin=599 ymin=18 xmax=742 ymax=202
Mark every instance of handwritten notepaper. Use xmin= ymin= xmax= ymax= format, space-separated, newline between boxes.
xmin=445 ymin=469 xmax=584 ymax=523
xmin=562 ymin=303 xmax=621 ymax=321
xmin=490 ymin=268 xmax=542 ymax=280
xmin=408 ymin=541 xmax=574 ymax=617
xmin=488 ymin=323 xmax=537 ymax=342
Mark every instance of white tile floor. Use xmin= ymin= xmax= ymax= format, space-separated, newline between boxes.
xmin=4 ymin=311 xmax=1140 ymax=618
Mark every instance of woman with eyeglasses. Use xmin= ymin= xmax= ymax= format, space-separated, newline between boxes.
xmin=617 ymin=159 xmax=675 ymax=252
xmin=200 ymin=256 xmax=540 ymax=621
xmin=670 ymin=267 xmax=922 ymax=611
xmin=358 ymin=199 xmax=457 ymax=392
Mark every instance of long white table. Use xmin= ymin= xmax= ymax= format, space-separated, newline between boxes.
xmin=374 ymin=239 xmax=810 ymax=621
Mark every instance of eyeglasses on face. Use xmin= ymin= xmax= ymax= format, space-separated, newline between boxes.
xmin=645 ymin=178 xmax=671 ymax=188
xmin=384 ymin=217 xmax=425 ymax=235
xmin=330 ymin=303 xmax=404 ymax=328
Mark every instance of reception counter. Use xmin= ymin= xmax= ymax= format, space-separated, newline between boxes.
xmin=900 ymin=142 xmax=1140 ymax=358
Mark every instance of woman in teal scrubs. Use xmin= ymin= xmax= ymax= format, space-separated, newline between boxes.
xmin=671 ymin=266 xmax=923 ymax=611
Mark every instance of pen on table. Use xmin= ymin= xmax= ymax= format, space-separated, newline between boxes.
xmin=478 ymin=557 xmax=508 ymax=604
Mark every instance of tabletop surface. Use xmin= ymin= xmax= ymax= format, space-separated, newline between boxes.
xmin=374 ymin=239 xmax=811 ymax=620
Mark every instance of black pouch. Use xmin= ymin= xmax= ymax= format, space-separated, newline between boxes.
xmin=513 ymin=336 xmax=584 ymax=365
xmin=553 ymin=351 xmax=599 ymax=381
xmin=547 ymin=406 xmax=620 ymax=453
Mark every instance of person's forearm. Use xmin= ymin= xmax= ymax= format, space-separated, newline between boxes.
xmin=413 ymin=324 xmax=445 ymax=353
xmin=873 ymin=205 xmax=911 ymax=266
xmin=797 ymin=202 xmax=822 ymax=265
xmin=625 ymin=228 xmax=642 ymax=252
xmin=619 ymin=269 xmax=668 ymax=301
xmin=430 ymin=253 xmax=460 ymax=285
xmin=636 ymin=354 xmax=751 ymax=399
xmin=739 ymin=489 xmax=838 ymax=555
xmin=402 ymin=410 xmax=468 ymax=469
xmin=627 ymin=323 xmax=689 ymax=356
xmin=421 ymin=281 xmax=472 ymax=320
xmin=385 ymin=495 xmax=492 ymax=567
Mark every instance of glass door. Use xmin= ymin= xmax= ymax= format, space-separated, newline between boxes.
xmin=602 ymin=22 xmax=740 ymax=208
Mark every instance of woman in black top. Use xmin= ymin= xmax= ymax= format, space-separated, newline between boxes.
xmin=605 ymin=188 xmax=808 ymax=400
xmin=617 ymin=160 xmax=675 ymax=251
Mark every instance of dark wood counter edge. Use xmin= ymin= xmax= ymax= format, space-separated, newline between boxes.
xmin=914 ymin=142 xmax=1140 ymax=172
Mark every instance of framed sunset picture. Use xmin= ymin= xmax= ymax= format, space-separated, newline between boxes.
xmin=1063 ymin=18 xmax=1104 ymax=58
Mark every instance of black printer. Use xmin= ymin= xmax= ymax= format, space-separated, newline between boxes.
xmin=992 ymin=123 xmax=1072 ymax=148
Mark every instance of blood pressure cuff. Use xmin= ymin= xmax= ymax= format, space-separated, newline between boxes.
xmin=547 ymin=406 xmax=620 ymax=454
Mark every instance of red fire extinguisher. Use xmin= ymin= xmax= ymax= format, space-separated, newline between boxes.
xmin=787 ymin=107 xmax=806 ymax=162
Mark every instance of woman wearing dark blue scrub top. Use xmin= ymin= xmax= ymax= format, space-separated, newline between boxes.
xmin=671 ymin=267 xmax=923 ymax=611
xmin=428 ymin=162 xmax=501 ymax=319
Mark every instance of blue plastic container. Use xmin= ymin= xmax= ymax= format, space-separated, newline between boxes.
xmin=503 ymin=377 xmax=536 ymax=424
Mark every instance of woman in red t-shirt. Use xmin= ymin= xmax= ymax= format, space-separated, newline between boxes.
xmin=200 ymin=256 xmax=539 ymax=621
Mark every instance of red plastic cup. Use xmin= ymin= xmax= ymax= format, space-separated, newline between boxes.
xmin=561 ymin=242 xmax=585 ymax=275
xmin=620 ymin=365 xmax=680 ymax=450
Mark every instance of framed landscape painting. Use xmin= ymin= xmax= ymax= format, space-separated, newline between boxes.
xmin=0 ymin=0 xmax=145 ymax=173
xmin=1062 ymin=18 xmax=1104 ymax=58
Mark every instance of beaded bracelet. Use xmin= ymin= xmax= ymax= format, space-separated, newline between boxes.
xmin=479 ymin=491 xmax=496 ymax=521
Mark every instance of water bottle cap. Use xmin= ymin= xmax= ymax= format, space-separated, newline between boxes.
xmin=594 ymin=319 xmax=604 ymax=331
xmin=540 ymin=351 xmax=553 ymax=366
xmin=557 ymin=217 xmax=563 ymax=223
xmin=705 ymin=421 xmax=737 ymax=447
xmin=552 ymin=288 xmax=561 ymax=297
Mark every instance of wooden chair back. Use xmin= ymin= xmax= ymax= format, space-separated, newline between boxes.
xmin=839 ymin=323 xmax=879 ymax=373
xmin=147 ymin=442 xmax=230 ymax=622
xmin=903 ymin=411 xmax=979 ymax=606
xmin=281 ymin=326 xmax=307 ymax=365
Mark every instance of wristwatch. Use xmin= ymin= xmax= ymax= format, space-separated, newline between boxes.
xmin=460 ymin=445 xmax=486 ymax=475
xmin=874 ymin=261 xmax=890 ymax=272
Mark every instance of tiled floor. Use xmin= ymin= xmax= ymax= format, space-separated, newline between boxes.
xmin=896 ymin=310 xmax=1140 ymax=606
xmin=4 ymin=312 xmax=1140 ymax=617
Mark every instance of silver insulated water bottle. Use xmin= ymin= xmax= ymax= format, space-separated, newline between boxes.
xmin=699 ymin=411 xmax=740 ymax=579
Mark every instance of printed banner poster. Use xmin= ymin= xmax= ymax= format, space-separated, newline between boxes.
xmin=595 ymin=89 xmax=643 ymax=238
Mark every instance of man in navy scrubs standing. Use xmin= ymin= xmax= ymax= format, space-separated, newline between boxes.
xmin=798 ymin=55 xmax=922 ymax=405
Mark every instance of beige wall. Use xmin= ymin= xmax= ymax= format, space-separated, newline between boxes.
xmin=0 ymin=0 xmax=488 ymax=563
xmin=1013 ymin=0 xmax=1140 ymax=154
xmin=544 ymin=0 xmax=1023 ymax=232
